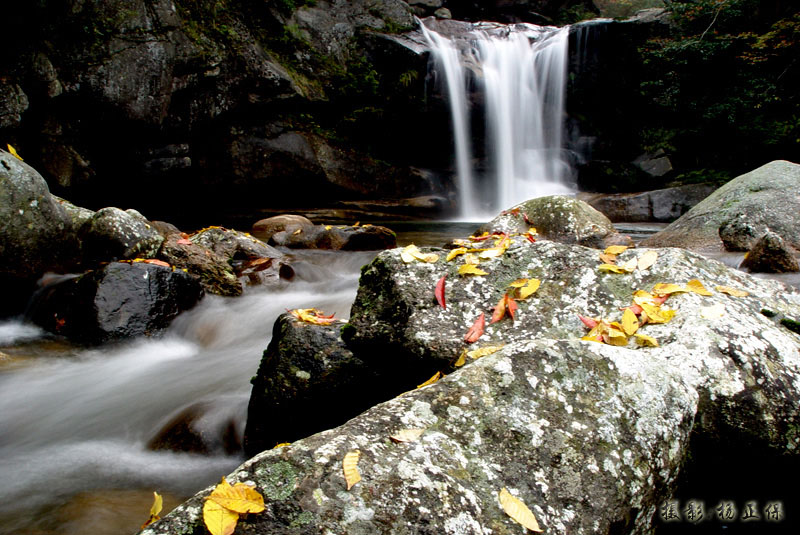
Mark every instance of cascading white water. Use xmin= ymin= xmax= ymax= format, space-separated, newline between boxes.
xmin=422 ymin=21 xmax=574 ymax=219
xmin=419 ymin=23 xmax=479 ymax=217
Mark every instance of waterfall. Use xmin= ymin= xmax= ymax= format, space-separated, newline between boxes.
xmin=422 ymin=20 xmax=573 ymax=219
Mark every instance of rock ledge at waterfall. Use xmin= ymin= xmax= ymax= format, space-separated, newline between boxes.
xmin=142 ymin=228 xmax=800 ymax=534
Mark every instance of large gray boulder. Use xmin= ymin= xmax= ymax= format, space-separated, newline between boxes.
xmin=0 ymin=149 xmax=78 ymax=280
xmin=78 ymin=207 xmax=164 ymax=264
xmin=479 ymin=195 xmax=632 ymax=248
xmin=642 ymin=160 xmax=800 ymax=252
xmin=143 ymin=233 xmax=800 ymax=534
xmin=580 ymin=182 xmax=716 ymax=223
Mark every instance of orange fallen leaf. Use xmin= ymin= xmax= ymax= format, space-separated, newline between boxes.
xmin=289 ymin=308 xmax=337 ymax=325
xmin=176 ymin=237 xmax=193 ymax=245
xmin=464 ymin=313 xmax=485 ymax=343
xmin=140 ymin=491 xmax=163 ymax=529
xmin=498 ymin=488 xmax=543 ymax=532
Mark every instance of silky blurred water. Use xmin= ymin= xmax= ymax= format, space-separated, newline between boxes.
xmin=0 ymin=249 xmax=376 ymax=535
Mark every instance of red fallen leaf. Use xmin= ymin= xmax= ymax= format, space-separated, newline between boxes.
xmin=506 ymin=294 xmax=518 ymax=320
xmin=491 ymin=294 xmax=517 ymax=324
xmin=176 ymin=238 xmax=193 ymax=245
xmin=142 ymin=259 xmax=171 ymax=267
xmin=526 ymin=234 xmax=536 ymax=244
xmin=578 ymin=314 xmax=599 ymax=329
xmin=464 ymin=313 xmax=485 ymax=343
xmin=435 ymin=275 xmax=446 ymax=309
xmin=653 ymin=295 xmax=669 ymax=306
xmin=523 ymin=213 xmax=532 ymax=224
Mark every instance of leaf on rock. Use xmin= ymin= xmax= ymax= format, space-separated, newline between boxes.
xmin=637 ymin=250 xmax=658 ymax=271
xmin=6 ymin=144 xmax=23 ymax=161
xmin=498 ymin=488 xmax=543 ymax=532
xmin=514 ymin=279 xmax=540 ymax=300
xmin=343 ymin=450 xmax=362 ymax=490
xmin=462 ymin=253 xmax=480 ymax=265
xmin=292 ymin=228 xmax=303 ymax=235
xmin=208 ymin=477 xmax=266 ymax=515
xmin=716 ymin=285 xmax=749 ymax=297
xmin=618 ymin=257 xmax=638 ymax=272
xmin=578 ymin=314 xmax=599 ymax=329
xmin=401 ymin=244 xmax=439 ymax=263
xmin=598 ymin=253 xmax=617 ymax=265
xmin=273 ymin=442 xmax=291 ymax=449
xmin=417 ymin=371 xmax=442 ymax=388
xmin=622 ymin=308 xmax=639 ymax=336
xmin=289 ymin=308 xmax=337 ymax=325
xmin=598 ymin=263 xmax=632 ymax=274
xmin=634 ymin=333 xmax=659 ymax=347
xmin=467 ymin=345 xmax=504 ymax=360
xmin=140 ymin=491 xmax=163 ymax=529
xmin=454 ymin=349 xmax=468 ymax=367
xmin=203 ymin=498 xmax=239 ymax=535
xmin=604 ymin=245 xmax=628 ymax=256
xmin=508 ymin=279 xmax=529 ymax=288
xmin=176 ymin=237 xmax=193 ymax=245
xmin=464 ymin=313 xmax=486 ymax=343
xmin=459 ymin=264 xmax=488 ymax=276
xmin=389 ymin=428 xmax=425 ymax=443
xmin=686 ymin=279 xmax=713 ymax=296
xmin=446 ymin=248 xmax=468 ymax=261
xmin=435 ymin=275 xmax=447 ymax=309
xmin=639 ymin=303 xmax=675 ymax=324
xmin=141 ymin=258 xmax=171 ymax=268
xmin=478 ymin=247 xmax=506 ymax=259
xmin=603 ymin=324 xmax=628 ymax=346
xmin=652 ymin=283 xmax=687 ymax=296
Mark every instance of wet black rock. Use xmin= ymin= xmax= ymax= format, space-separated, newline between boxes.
xmin=27 ymin=261 xmax=203 ymax=344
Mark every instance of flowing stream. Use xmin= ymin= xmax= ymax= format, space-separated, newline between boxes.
xmin=0 ymin=248 xmax=379 ymax=535
xmin=422 ymin=20 xmax=573 ymax=220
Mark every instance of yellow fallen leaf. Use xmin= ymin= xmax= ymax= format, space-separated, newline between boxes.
xmin=603 ymin=324 xmax=628 ymax=346
xmin=289 ymin=308 xmax=336 ymax=325
xmin=467 ymin=345 xmax=504 ymax=360
xmin=417 ymin=371 xmax=442 ymax=388
xmin=140 ymin=491 xmax=163 ymax=529
xmin=446 ymin=248 xmax=468 ymax=261
xmin=6 ymin=144 xmax=23 ymax=161
xmin=637 ymin=250 xmax=658 ymax=271
xmin=632 ymin=290 xmax=659 ymax=306
xmin=458 ymin=264 xmax=488 ymax=276
xmin=203 ymin=498 xmax=239 ymax=535
xmin=401 ymin=244 xmax=439 ymax=263
xmin=343 ymin=450 xmax=361 ymax=490
xmin=700 ymin=303 xmax=726 ymax=319
xmin=516 ymin=279 xmax=541 ymax=300
xmin=498 ymin=488 xmax=543 ymax=532
xmin=640 ymin=303 xmax=675 ymax=324
xmin=325 ymin=225 xmax=332 ymax=230
xmin=208 ymin=477 xmax=265 ymax=514
xmin=598 ymin=263 xmax=632 ymax=274
xmin=604 ymin=245 xmax=628 ymax=256
xmin=716 ymin=285 xmax=749 ymax=297
xmin=292 ymin=228 xmax=303 ymax=235
xmin=454 ymin=349 xmax=467 ymax=367
xmin=273 ymin=442 xmax=291 ymax=448
xmin=508 ymin=278 xmax=529 ymax=288
xmin=462 ymin=253 xmax=480 ymax=265
xmin=634 ymin=333 xmax=659 ymax=347
xmin=652 ymin=283 xmax=686 ymax=296
xmin=622 ymin=308 xmax=639 ymax=336
xmin=686 ymin=279 xmax=713 ymax=296
xmin=389 ymin=428 xmax=425 ymax=443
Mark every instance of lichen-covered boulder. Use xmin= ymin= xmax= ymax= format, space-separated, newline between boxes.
xmin=740 ymin=231 xmax=800 ymax=273
xmin=244 ymin=313 xmax=379 ymax=457
xmin=0 ymin=149 xmax=78 ymax=279
xmin=156 ymin=233 xmax=243 ymax=297
xmin=581 ymin=182 xmax=716 ymax=223
xmin=478 ymin=195 xmax=632 ymax=248
xmin=26 ymin=261 xmax=203 ymax=344
xmin=252 ymin=215 xmax=315 ymax=241
xmin=78 ymin=207 xmax=164 ymax=264
xmin=143 ymin=234 xmax=800 ymax=534
xmin=642 ymin=160 xmax=800 ymax=252
xmin=190 ymin=227 xmax=283 ymax=263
